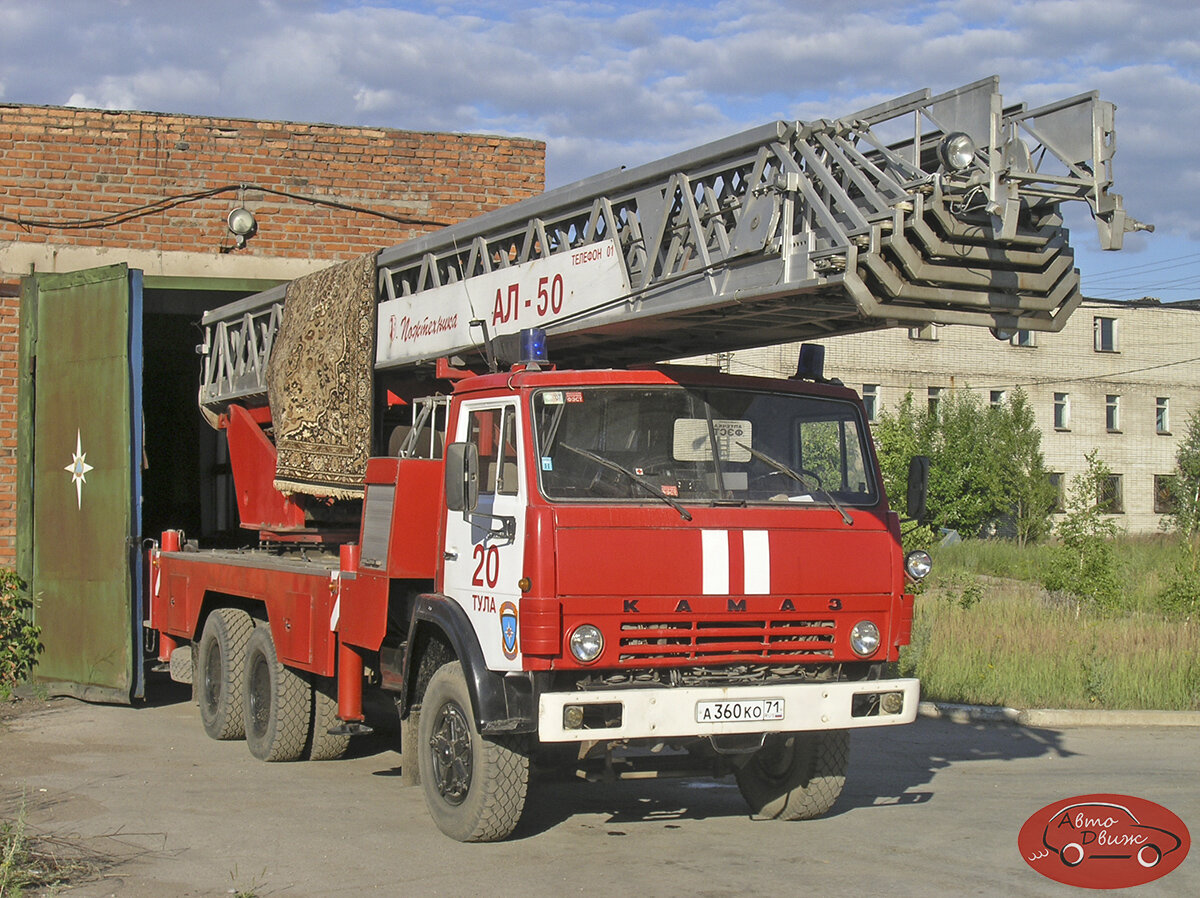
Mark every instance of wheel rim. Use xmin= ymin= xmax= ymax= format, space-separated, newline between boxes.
xmin=247 ymin=653 xmax=271 ymax=740
xmin=429 ymin=699 xmax=472 ymax=805
xmin=202 ymin=640 xmax=221 ymax=711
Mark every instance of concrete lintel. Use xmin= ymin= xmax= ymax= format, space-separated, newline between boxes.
xmin=1 ymin=241 xmax=333 ymax=284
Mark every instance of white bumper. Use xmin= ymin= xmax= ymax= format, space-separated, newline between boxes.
xmin=538 ymin=677 xmax=919 ymax=742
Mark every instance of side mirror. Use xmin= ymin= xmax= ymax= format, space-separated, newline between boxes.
xmin=906 ymin=455 xmax=930 ymax=524
xmin=444 ymin=442 xmax=479 ymax=513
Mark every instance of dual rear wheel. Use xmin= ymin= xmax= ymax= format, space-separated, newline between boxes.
xmin=195 ymin=608 xmax=350 ymax=762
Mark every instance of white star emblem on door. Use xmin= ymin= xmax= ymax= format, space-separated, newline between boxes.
xmin=65 ymin=429 xmax=94 ymax=510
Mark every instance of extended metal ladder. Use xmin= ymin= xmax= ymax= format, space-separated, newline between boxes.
xmin=198 ymin=76 xmax=1143 ymax=412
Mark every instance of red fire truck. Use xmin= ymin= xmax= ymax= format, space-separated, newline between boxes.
xmin=147 ymin=78 xmax=1138 ymax=840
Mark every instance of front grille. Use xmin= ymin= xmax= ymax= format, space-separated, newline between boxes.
xmin=618 ymin=618 xmax=835 ymax=664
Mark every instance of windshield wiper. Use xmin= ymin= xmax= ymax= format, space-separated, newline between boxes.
xmin=561 ymin=443 xmax=693 ymax=521
xmin=736 ymin=442 xmax=853 ymax=526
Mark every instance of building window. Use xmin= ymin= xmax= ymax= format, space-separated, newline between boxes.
xmin=1154 ymin=475 xmax=1177 ymax=514
xmin=928 ymin=387 xmax=942 ymax=417
xmin=1053 ymin=392 xmax=1070 ymax=430
xmin=1093 ymin=316 xmax=1119 ymax=352
xmin=1097 ymin=474 xmax=1124 ymax=514
xmin=990 ymin=390 xmax=1006 ymax=407
xmin=862 ymin=384 xmax=879 ymax=422
xmin=1105 ymin=394 xmax=1121 ymax=432
xmin=1048 ymin=473 xmax=1065 ymax=513
xmin=1010 ymin=329 xmax=1037 ymax=348
xmin=1157 ymin=397 xmax=1171 ymax=434
xmin=909 ymin=323 xmax=938 ymax=341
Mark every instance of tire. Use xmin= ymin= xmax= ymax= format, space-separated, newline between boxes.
xmin=196 ymin=608 xmax=255 ymax=740
xmin=735 ymin=730 xmax=849 ymax=821
xmin=306 ymin=675 xmax=351 ymax=761
xmin=243 ymin=627 xmax=313 ymax=762
xmin=417 ymin=662 xmax=529 ymax=842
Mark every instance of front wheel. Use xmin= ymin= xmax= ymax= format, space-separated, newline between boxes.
xmin=735 ymin=730 xmax=849 ymax=820
xmin=417 ymin=662 xmax=529 ymax=842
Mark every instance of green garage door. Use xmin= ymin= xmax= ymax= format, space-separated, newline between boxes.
xmin=18 ymin=265 xmax=144 ymax=703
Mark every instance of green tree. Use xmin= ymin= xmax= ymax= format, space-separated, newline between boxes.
xmin=1043 ymin=451 xmax=1123 ymax=611
xmin=872 ymin=388 xmax=1054 ymax=543
xmin=992 ymin=389 xmax=1057 ymax=546
xmin=1160 ymin=409 xmax=1200 ymax=616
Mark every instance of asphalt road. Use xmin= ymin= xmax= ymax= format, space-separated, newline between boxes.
xmin=1 ymin=676 xmax=1196 ymax=897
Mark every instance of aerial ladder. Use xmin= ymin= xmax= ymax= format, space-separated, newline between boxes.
xmin=198 ymin=74 xmax=1143 ymax=415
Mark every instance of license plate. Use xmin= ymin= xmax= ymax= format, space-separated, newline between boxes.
xmin=695 ymin=698 xmax=785 ymax=724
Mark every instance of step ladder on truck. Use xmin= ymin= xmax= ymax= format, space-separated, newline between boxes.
xmin=149 ymin=76 xmax=1144 ymax=841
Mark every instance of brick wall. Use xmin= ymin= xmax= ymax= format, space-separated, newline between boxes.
xmin=0 ymin=102 xmax=546 ymax=566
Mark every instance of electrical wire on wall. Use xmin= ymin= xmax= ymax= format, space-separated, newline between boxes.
xmin=0 ymin=183 xmax=449 ymax=233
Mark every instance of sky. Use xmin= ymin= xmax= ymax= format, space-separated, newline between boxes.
xmin=1 ymin=0 xmax=1197 ymax=301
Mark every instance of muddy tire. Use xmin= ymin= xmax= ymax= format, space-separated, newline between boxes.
xmin=306 ymin=675 xmax=351 ymax=761
xmin=735 ymin=730 xmax=849 ymax=821
xmin=196 ymin=608 xmax=255 ymax=740
xmin=417 ymin=662 xmax=528 ymax=842
xmin=243 ymin=627 xmax=313 ymax=762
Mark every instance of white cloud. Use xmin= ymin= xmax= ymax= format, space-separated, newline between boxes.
xmin=0 ymin=0 xmax=1195 ymax=289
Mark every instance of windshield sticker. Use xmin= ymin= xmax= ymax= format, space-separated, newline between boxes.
xmin=541 ymin=457 xmax=554 ymax=471
xmin=566 ymin=391 xmax=584 ymax=403
xmin=543 ymin=391 xmax=564 ymax=405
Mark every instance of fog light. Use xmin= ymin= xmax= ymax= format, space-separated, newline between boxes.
xmin=569 ymin=624 xmax=604 ymax=663
xmin=850 ymin=620 xmax=881 ymax=657
xmin=880 ymin=691 xmax=904 ymax=715
xmin=563 ymin=705 xmax=584 ymax=730
xmin=905 ymin=550 xmax=933 ymax=581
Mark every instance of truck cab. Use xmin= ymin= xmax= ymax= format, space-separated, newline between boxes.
xmin=355 ymin=357 xmax=925 ymax=840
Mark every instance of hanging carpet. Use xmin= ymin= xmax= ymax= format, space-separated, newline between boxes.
xmin=267 ymin=252 xmax=378 ymax=499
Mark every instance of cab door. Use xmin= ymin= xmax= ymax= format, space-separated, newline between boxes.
xmin=442 ymin=400 xmax=527 ymax=671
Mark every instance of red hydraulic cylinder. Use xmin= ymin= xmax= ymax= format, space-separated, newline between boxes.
xmin=336 ymin=543 xmax=366 ymax=723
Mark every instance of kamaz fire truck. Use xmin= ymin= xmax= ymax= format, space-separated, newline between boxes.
xmin=146 ymin=77 xmax=1141 ymax=840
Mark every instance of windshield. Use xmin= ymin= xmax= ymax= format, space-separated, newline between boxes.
xmin=532 ymin=386 xmax=879 ymax=507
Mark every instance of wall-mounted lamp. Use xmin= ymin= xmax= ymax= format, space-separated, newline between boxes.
xmin=227 ymin=206 xmax=258 ymax=249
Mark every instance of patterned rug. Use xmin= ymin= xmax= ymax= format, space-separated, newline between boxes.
xmin=267 ymin=252 xmax=378 ymax=499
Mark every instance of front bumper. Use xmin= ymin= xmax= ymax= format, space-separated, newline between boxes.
xmin=538 ymin=677 xmax=919 ymax=742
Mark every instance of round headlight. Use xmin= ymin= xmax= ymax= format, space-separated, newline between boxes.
xmin=905 ymin=550 xmax=933 ymax=581
xmin=937 ymin=131 xmax=977 ymax=172
xmin=849 ymin=620 xmax=881 ymax=657
xmin=569 ymin=624 xmax=604 ymax=663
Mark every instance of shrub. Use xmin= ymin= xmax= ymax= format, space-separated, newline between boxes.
xmin=0 ymin=571 xmax=42 ymax=698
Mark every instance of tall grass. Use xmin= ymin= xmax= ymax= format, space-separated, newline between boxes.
xmin=902 ymin=536 xmax=1200 ymax=710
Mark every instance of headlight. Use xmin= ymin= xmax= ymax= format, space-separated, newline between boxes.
xmin=905 ymin=550 xmax=933 ymax=581
xmin=849 ymin=620 xmax=881 ymax=657
xmin=937 ymin=131 xmax=977 ymax=172
xmin=569 ymin=624 xmax=604 ymax=663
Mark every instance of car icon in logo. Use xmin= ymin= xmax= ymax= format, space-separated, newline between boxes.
xmin=1042 ymin=801 xmax=1183 ymax=869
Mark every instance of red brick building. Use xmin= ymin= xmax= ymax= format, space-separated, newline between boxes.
xmin=0 ymin=103 xmax=546 ymax=568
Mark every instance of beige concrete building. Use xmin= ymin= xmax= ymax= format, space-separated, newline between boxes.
xmin=701 ymin=299 xmax=1200 ymax=534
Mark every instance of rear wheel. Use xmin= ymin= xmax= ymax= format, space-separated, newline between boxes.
xmin=306 ymin=675 xmax=351 ymax=761
xmin=196 ymin=608 xmax=254 ymax=740
xmin=417 ymin=662 xmax=529 ymax=842
xmin=243 ymin=627 xmax=313 ymax=762
xmin=735 ymin=730 xmax=849 ymax=820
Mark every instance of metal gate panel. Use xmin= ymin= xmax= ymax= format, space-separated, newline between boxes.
xmin=20 ymin=265 xmax=143 ymax=703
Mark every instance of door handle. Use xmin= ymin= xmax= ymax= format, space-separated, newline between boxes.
xmin=443 ymin=550 xmax=458 ymax=561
